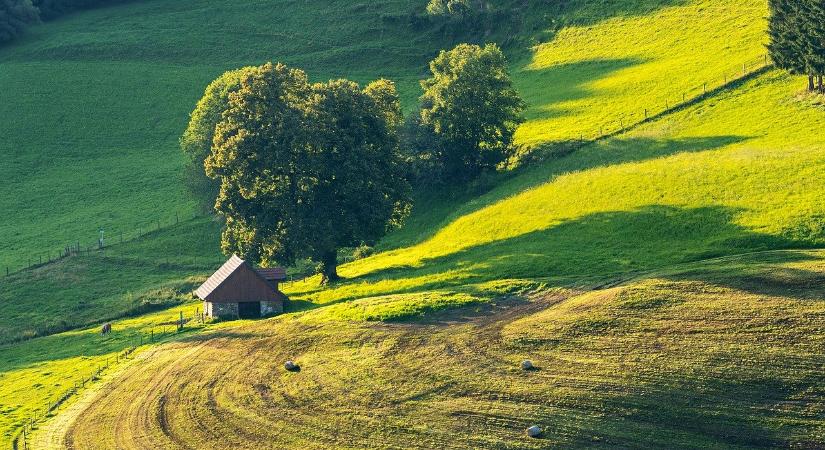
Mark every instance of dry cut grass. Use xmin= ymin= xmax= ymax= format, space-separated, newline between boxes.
xmin=58 ymin=250 xmax=825 ymax=449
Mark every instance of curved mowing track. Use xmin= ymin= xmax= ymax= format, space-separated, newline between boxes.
xmin=54 ymin=281 xmax=825 ymax=449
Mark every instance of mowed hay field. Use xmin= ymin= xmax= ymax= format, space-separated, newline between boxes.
xmin=58 ymin=251 xmax=825 ymax=449
xmin=2 ymin=0 xmax=825 ymax=447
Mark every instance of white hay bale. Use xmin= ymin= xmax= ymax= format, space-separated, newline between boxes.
xmin=284 ymin=360 xmax=298 ymax=371
xmin=526 ymin=425 xmax=542 ymax=438
xmin=521 ymin=360 xmax=534 ymax=371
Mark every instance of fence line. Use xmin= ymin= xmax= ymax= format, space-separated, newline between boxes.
xmin=11 ymin=307 xmax=205 ymax=450
xmin=520 ymin=53 xmax=774 ymax=167
xmin=567 ymin=53 xmax=773 ymax=150
xmin=3 ymin=211 xmax=197 ymax=279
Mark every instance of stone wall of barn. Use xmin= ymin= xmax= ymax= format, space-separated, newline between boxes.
xmin=205 ymin=301 xmax=239 ymax=319
xmin=261 ymin=300 xmax=283 ymax=316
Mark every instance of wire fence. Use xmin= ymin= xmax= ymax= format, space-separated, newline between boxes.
xmin=565 ymin=53 xmax=773 ymax=148
xmin=516 ymin=53 xmax=776 ymax=168
xmin=3 ymin=211 xmax=198 ymax=279
xmin=10 ymin=307 xmax=206 ymax=450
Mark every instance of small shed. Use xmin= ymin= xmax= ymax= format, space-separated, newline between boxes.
xmin=195 ymin=255 xmax=288 ymax=319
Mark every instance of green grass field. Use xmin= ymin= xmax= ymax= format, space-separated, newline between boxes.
xmin=0 ymin=301 xmax=212 ymax=447
xmin=0 ymin=217 xmax=223 ymax=344
xmin=1 ymin=0 xmax=824 ymax=447
xmin=0 ymin=0 xmax=769 ymax=274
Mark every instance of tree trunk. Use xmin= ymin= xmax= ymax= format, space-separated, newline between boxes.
xmin=319 ymin=250 xmax=340 ymax=285
xmin=808 ymin=74 xmax=815 ymax=92
xmin=819 ymin=75 xmax=824 ymax=94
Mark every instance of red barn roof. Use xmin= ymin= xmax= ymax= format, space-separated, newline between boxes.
xmin=195 ymin=255 xmax=286 ymax=304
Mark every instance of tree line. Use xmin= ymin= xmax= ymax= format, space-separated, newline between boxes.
xmin=182 ymin=43 xmax=524 ymax=284
xmin=769 ymin=0 xmax=825 ymax=92
xmin=0 ymin=0 xmax=128 ymax=44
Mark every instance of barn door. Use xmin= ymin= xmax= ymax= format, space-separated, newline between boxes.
xmin=238 ymin=302 xmax=261 ymax=319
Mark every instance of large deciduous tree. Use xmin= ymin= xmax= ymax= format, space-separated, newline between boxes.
xmin=419 ymin=43 xmax=525 ymax=182
xmin=204 ymin=63 xmax=410 ymax=284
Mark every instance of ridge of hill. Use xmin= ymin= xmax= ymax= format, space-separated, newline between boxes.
xmin=1 ymin=0 xmax=825 ymax=447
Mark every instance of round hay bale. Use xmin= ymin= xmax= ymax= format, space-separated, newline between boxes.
xmin=521 ymin=360 xmax=534 ymax=371
xmin=284 ymin=360 xmax=298 ymax=371
xmin=526 ymin=425 xmax=542 ymax=438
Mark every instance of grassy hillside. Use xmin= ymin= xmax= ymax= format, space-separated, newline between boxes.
xmin=0 ymin=0 xmax=430 ymax=273
xmin=284 ymin=68 xmax=825 ymax=306
xmin=0 ymin=217 xmax=223 ymax=344
xmin=52 ymin=250 xmax=825 ymax=449
xmin=1 ymin=0 xmax=824 ymax=447
xmin=0 ymin=300 xmax=211 ymax=448
xmin=0 ymin=0 xmax=768 ymax=274
xmin=514 ymin=1 xmax=769 ymax=147
xmin=0 ymin=0 xmax=775 ymax=338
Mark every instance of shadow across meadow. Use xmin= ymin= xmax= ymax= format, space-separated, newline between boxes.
xmin=298 ymin=204 xmax=803 ymax=306
xmin=379 ymin=134 xmax=750 ymax=253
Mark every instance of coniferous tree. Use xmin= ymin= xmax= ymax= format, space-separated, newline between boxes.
xmin=803 ymin=0 xmax=825 ymax=92
xmin=769 ymin=0 xmax=825 ymax=92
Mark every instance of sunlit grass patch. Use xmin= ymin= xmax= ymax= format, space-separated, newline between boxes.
xmin=300 ymin=291 xmax=489 ymax=323
xmin=0 ymin=301 xmax=206 ymax=447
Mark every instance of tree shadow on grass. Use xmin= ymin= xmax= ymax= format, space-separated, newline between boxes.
xmin=515 ymin=58 xmax=648 ymax=123
xmin=299 ymin=204 xmax=804 ymax=306
xmin=442 ymin=0 xmax=690 ymax=60
xmin=556 ymin=374 xmax=806 ymax=448
xmin=380 ymin=134 xmax=751 ymax=253
xmin=662 ymin=250 xmax=825 ymax=302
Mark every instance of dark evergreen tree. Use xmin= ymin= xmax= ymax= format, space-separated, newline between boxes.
xmin=803 ymin=0 xmax=825 ymax=92
xmin=769 ymin=0 xmax=825 ymax=92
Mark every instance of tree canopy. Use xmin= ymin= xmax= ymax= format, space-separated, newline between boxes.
xmin=768 ymin=0 xmax=825 ymax=92
xmin=419 ymin=43 xmax=525 ymax=182
xmin=204 ymin=63 xmax=410 ymax=284
xmin=181 ymin=66 xmax=256 ymax=212
xmin=0 ymin=0 xmax=38 ymax=44
xmin=426 ymin=0 xmax=471 ymax=17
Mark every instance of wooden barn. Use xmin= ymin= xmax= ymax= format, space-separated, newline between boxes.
xmin=195 ymin=254 xmax=288 ymax=319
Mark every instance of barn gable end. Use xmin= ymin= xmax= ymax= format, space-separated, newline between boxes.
xmin=195 ymin=255 xmax=286 ymax=319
